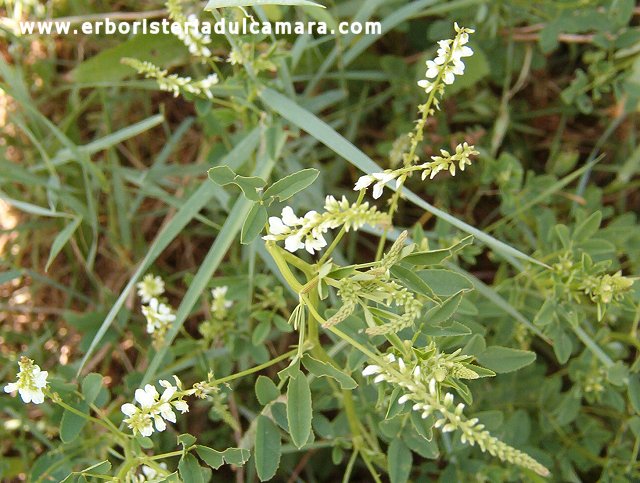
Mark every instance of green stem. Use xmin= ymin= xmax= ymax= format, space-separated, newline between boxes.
xmin=50 ymin=392 xmax=126 ymax=442
xmin=212 ymin=348 xmax=299 ymax=386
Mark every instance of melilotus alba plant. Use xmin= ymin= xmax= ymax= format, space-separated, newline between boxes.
xmin=2 ymin=20 xmax=556 ymax=481
xmin=6 ymin=0 xmax=640 ymax=478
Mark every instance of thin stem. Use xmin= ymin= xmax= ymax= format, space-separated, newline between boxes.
xmin=212 ymin=348 xmax=299 ymax=386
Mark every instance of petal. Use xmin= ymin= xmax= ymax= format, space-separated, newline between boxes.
xmin=281 ymin=206 xmax=301 ymax=226
xmin=34 ymin=371 xmax=48 ymax=388
xmin=4 ymin=382 xmax=18 ymax=393
xmin=121 ymin=403 xmax=137 ymax=416
xmin=362 ymin=365 xmax=381 ymax=376
xmin=30 ymin=391 xmax=45 ymax=404
xmin=154 ymin=416 xmax=167 ymax=432
xmin=135 ymin=388 xmax=155 ymax=407
xmin=267 ymin=217 xmax=288 ymax=235
xmin=373 ymin=183 xmax=384 ymax=199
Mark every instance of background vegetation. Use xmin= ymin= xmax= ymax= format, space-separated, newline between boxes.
xmin=1 ymin=0 xmax=639 ymax=481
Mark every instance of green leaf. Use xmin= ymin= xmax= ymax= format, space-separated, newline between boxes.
xmin=178 ymin=433 xmax=197 ymax=449
xmin=255 ymin=376 xmax=280 ymax=405
xmin=629 ymin=416 xmax=640 ymax=439
xmin=208 ymin=166 xmax=266 ymax=201
xmin=195 ymin=446 xmax=224 ymax=469
xmin=254 ymin=415 xmax=281 ymax=481
xmin=573 ymin=211 xmax=602 ymax=242
xmin=263 ymin=168 xmax=319 ymax=201
xmin=71 ymin=34 xmax=187 ymax=84
xmin=196 ymin=445 xmax=251 ymax=470
xmin=241 ymin=203 xmax=268 ymax=245
xmin=45 ymin=216 xmax=82 ymax=272
xmin=403 ymin=236 xmax=473 ymax=266
xmin=417 ymin=269 xmax=474 ymax=298
xmin=286 ymin=372 xmax=313 ymax=449
xmin=390 ymin=265 xmax=439 ymax=302
xmin=425 ymin=291 xmax=464 ymax=325
xmin=60 ymin=402 xmax=89 ymax=443
xmin=252 ymin=319 xmax=271 ymax=346
xmin=476 ymin=346 xmax=536 ymax=374
xmin=178 ymin=454 xmax=205 ymax=483
xmin=81 ymin=373 xmax=103 ymax=405
xmin=221 ymin=447 xmax=251 ymax=466
xmin=388 ymin=439 xmax=412 ymax=483
xmin=629 ymin=374 xmax=640 ymax=414
xmin=301 ymin=354 xmax=357 ymax=390
xmin=607 ymin=362 xmax=629 ymax=386
xmin=553 ymin=330 xmax=573 ymax=364
xmin=206 ymin=0 xmax=325 ymax=9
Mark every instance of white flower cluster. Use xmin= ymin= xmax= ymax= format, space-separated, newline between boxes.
xmin=137 ymin=274 xmax=165 ymax=303
xmin=121 ymin=59 xmax=218 ymax=99
xmin=166 ymin=0 xmax=212 ymax=59
xmin=354 ymin=142 xmax=479 ymax=199
xmin=211 ymin=286 xmax=233 ymax=319
xmin=121 ymin=377 xmax=189 ymax=437
xmin=137 ymin=274 xmax=176 ymax=344
xmin=131 ymin=463 xmax=167 ymax=483
xmin=362 ymin=354 xmax=550 ymax=477
xmin=3 ymin=357 xmax=48 ymax=404
xmin=173 ymin=14 xmax=212 ymax=58
xmin=264 ymin=196 xmax=390 ymax=255
xmin=418 ymin=23 xmax=474 ymax=94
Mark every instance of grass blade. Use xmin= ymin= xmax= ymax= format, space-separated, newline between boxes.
xmin=77 ymin=129 xmax=262 ymax=375
xmin=141 ymin=138 xmax=279 ymax=384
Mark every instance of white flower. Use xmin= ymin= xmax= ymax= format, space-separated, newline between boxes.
xmin=159 ymin=379 xmax=177 ymax=401
xmin=4 ymin=358 xmax=48 ymax=404
xmin=142 ymin=298 xmax=176 ymax=334
xmin=135 ymin=384 xmax=159 ymax=408
xmin=121 ymin=378 xmax=187 ymax=437
xmin=281 ymin=206 xmax=301 ymax=226
xmin=137 ymin=274 xmax=165 ymax=303
xmin=362 ymin=365 xmax=381 ymax=376
xmin=354 ymin=175 xmax=374 ymax=191
xmin=173 ymin=400 xmax=189 ymax=414
xmin=134 ymin=463 xmax=167 ymax=482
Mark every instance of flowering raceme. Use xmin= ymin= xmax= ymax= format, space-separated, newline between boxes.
xmin=264 ymin=196 xmax=390 ymax=254
xmin=354 ymin=142 xmax=479 ymax=199
xmin=418 ymin=23 xmax=474 ymax=94
xmin=362 ymin=354 xmax=550 ymax=477
xmin=4 ymin=357 xmax=48 ymax=404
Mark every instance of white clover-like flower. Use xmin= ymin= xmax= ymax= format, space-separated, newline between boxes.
xmin=142 ymin=298 xmax=176 ymax=334
xmin=137 ymin=274 xmax=165 ymax=303
xmin=264 ymin=197 xmax=389 ymax=255
xmin=121 ymin=379 xmax=189 ymax=437
xmin=3 ymin=357 xmax=48 ymax=405
xmin=418 ymin=23 xmax=474 ymax=94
